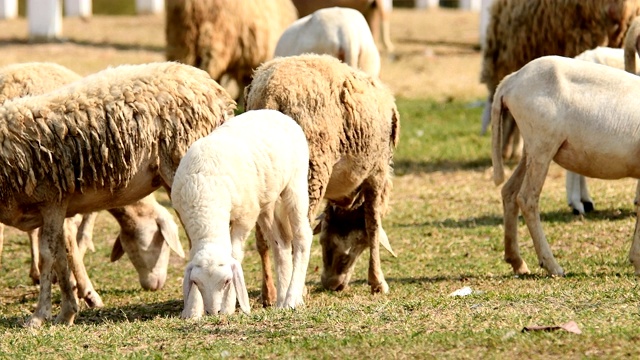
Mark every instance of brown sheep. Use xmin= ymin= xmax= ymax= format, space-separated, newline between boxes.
xmin=244 ymin=54 xmax=399 ymax=303
xmin=480 ymin=0 xmax=640 ymax=160
xmin=165 ymin=0 xmax=298 ymax=100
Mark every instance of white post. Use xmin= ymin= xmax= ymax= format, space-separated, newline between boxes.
xmin=0 ymin=0 xmax=18 ymax=19
xmin=136 ymin=0 xmax=164 ymax=14
xmin=28 ymin=0 xmax=62 ymax=40
xmin=479 ymin=0 xmax=493 ymax=48
xmin=64 ymin=0 xmax=91 ymax=17
xmin=415 ymin=0 xmax=439 ymax=9
xmin=459 ymin=0 xmax=482 ymax=11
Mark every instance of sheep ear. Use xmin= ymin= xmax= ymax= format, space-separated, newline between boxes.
xmin=110 ymin=236 xmax=125 ymax=262
xmin=157 ymin=216 xmax=185 ymax=259
xmin=231 ymin=259 xmax=251 ymax=314
xmin=181 ymin=263 xmax=203 ymax=318
xmin=378 ymin=227 xmax=397 ymax=258
xmin=312 ymin=213 xmax=325 ymax=235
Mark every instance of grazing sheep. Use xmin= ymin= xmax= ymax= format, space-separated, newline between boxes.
xmin=491 ymin=55 xmax=640 ymax=277
xmin=245 ymin=54 xmax=399 ymax=302
xmin=275 ymin=7 xmax=381 ymax=77
xmin=0 ymin=61 xmax=235 ymax=327
xmin=291 ymin=0 xmax=393 ymax=53
xmin=0 ymin=62 xmax=185 ymax=297
xmin=172 ymin=109 xmax=312 ymax=318
xmin=564 ymin=47 xmax=640 ymax=215
xmin=164 ymin=0 xmax=298 ymax=99
xmin=480 ymin=0 xmax=640 ymax=159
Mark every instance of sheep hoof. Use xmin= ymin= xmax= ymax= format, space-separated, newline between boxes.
xmin=23 ymin=316 xmax=45 ymax=328
xmin=571 ymin=207 xmax=581 ymax=216
xmin=83 ymin=291 xmax=104 ymax=309
xmin=370 ymin=281 xmax=389 ymax=294
xmin=583 ymin=201 xmax=594 ymax=213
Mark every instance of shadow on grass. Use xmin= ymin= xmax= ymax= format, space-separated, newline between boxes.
xmin=0 ymin=37 xmax=164 ymax=53
xmin=394 ymin=158 xmax=492 ymax=175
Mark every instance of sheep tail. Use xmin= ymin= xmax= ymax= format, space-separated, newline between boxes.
xmin=624 ymin=17 xmax=640 ymax=74
xmin=491 ymin=87 xmax=506 ymax=186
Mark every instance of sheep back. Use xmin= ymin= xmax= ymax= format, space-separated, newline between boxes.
xmin=481 ymin=0 xmax=640 ymax=93
xmin=244 ymin=54 xmax=398 ymax=215
xmin=0 ymin=62 xmax=235 ymax=202
xmin=0 ymin=62 xmax=82 ymax=104
xmin=165 ymin=0 xmax=298 ymax=87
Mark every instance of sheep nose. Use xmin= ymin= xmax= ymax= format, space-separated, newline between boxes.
xmin=140 ymin=273 xmax=166 ymax=291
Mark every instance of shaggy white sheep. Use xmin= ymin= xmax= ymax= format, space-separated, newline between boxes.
xmin=244 ymin=54 xmax=399 ymax=303
xmin=491 ymin=55 xmax=640 ymax=276
xmin=0 ymin=61 xmax=235 ymax=327
xmin=275 ymin=7 xmax=381 ymax=77
xmin=172 ymin=109 xmax=312 ymax=318
xmin=0 ymin=62 xmax=185 ymax=299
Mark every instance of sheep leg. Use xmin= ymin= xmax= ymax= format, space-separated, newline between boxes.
xmin=226 ymin=223 xmax=250 ymax=314
xmin=283 ymin=214 xmax=313 ymax=308
xmin=26 ymin=205 xmax=78 ymax=327
xmin=0 ymin=223 xmax=3 ymax=268
xmin=579 ymin=175 xmax=594 ymax=213
xmin=258 ymin=208 xmax=293 ymax=308
xmin=501 ymin=156 xmax=530 ymax=274
xmin=255 ymin=225 xmax=277 ymax=307
xmin=364 ymin=183 xmax=389 ymax=294
xmin=28 ymin=228 xmax=41 ymax=284
xmin=566 ymin=171 xmax=585 ymax=215
xmin=76 ymin=212 xmax=98 ymax=256
xmin=63 ymin=217 xmax=104 ymax=309
xmin=518 ymin=156 xmax=564 ymax=276
xmin=630 ymin=180 xmax=640 ymax=275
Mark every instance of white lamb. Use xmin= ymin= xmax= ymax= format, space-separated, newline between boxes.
xmin=565 ymin=47 xmax=640 ymax=215
xmin=492 ymin=55 xmax=640 ymax=277
xmin=274 ymin=7 xmax=381 ymax=77
xmin=172 ymin=109 xmax=313 ymax=318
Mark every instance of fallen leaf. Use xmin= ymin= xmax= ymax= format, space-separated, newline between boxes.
xmin=522 ymin=321 xmax=582 ymax=334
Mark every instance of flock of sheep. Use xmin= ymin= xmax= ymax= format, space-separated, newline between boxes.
xmin=3 ymin=0 xmax=640 ymax=328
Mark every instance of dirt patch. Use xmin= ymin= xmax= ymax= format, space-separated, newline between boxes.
xmin=0 ymin=8 xmax=486 ymax=101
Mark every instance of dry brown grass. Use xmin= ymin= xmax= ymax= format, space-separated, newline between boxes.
xmin=0 ymin=8 xmax=486 ymax=101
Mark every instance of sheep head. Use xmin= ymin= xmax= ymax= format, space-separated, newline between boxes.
xmin=109 ymin=196 xmax=185 ymax=291
xmin=181 ymin=243 xmax=250 ymax=319
xmin=317 ymin=203 xmax=395 ymax=291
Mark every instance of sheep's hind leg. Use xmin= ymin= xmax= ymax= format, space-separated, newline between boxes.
xmin=258 ymin=207 xmax=293 ymax=308
xmin=518 ymin=156 xmax=564 ymax=276
xmin=629 ymin=180 xmax=640 ymax=275
xmin=255 ymin=225 xmax=277 ymax=307
xmin=501 ymin=156 xmax=530 ymax=274
xmin=579 ymin=175 xmax=594 ymax=213
xmin=364 ymin=183 xmax=389 ymax=294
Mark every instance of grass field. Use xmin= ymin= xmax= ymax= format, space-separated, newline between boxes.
xmin=1 ymin=8 xmax=639 ymax=359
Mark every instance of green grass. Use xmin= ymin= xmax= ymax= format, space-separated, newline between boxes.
xmin=1 ymin=98 xmax=640 ymax=359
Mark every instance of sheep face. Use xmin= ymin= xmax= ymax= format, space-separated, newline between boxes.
xmin=182 ymin=244 xmax=250 ymax=318
xmin=108 ymin=200 xmax=184 ymax=291
xmin=318 ymin=205 xmax=369 ymax=291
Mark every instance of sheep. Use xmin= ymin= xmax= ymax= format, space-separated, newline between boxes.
xmin=291 ymin=0 xmax=394 ymax=53
xmin=564 ymin=47 xmax=640 ymax=215
xmin=624 ymin=15 xmax=640 ymax=74
xmin=480 ymin=0 xmax=640 ymax=160
xmin=244 ymin=54 xmax=399 ymax=303
xmin=172 ymin=109 xmax=312 ymax=318
xmin=0 ymin=62 xmax=185 ymax=298
xmin=164 ymin=0 xmax=298 ymax=100
xmin=274 ymin=7 xmax=381 ymax=78
xmin=491 ymin=55 xmax=640 ymax=277
xmin=0 ymin=61 xmax=235 ymax=327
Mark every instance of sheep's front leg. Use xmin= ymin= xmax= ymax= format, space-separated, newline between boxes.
xmin=63 ymin=218 xmax=104 ymax=309
xmin=258 ymin=208 xmax=293 ymax=307
xmin=364 ymin=186 xmax=389 ymax=294
xmin=629 ymin=180 xmax=640 ymax=275
xmin=28 ymin=228 xmax=41 ymax=284
xmin=226 ymin=223 xmax=250 ymax=314
xmin=26 ymin=205 xmax=78 ymax=327
xmin=501 ymin=156 xmax=530 ymax=274
xmin=518 ymin=156 xmax=564 ymax=276
xmin=283 ymin=213 xmax=313 ymax=309
xmin=255 ymin=225 xmax=277 ymax=307
xmin=578 ymin=175 xmax=594 ymax=213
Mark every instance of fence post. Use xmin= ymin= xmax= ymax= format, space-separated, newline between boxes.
xmin=136 ymin=0 xmax=164 ymax=14
xmin=64 ymin=0 xmax=92 ymax=17
xmin=28 ymin=0 xmax=62 ymax=40
xmin=415 ymin=0 xmax=439 ymax=9
xmin=459 ymin=0 xmax=481 ymax=11
xmin=0 ymin=0 xmax=17 ymax=19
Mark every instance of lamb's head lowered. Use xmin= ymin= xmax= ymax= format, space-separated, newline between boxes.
xmin=109 ymin=194 xmax=185 ymax=291
xmin=317 ymin=202 xmax=395 ymax=292
xmin=182 ymin=243 xmax=250 ymax=318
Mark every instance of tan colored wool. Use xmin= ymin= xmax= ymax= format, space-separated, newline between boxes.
xmin=0 ymin=62 xmax=82 ymax=104
xmin=165 ymin=0 xmax=297 ymax=92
